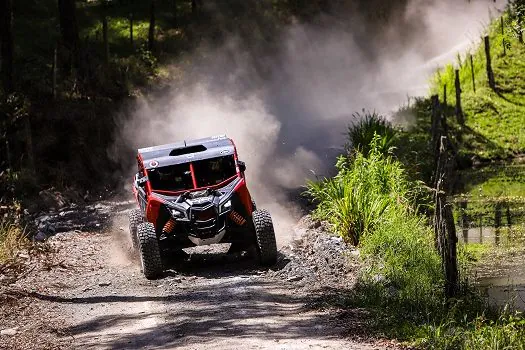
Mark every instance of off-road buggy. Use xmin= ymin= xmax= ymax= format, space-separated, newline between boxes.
xmin=129 ymin=135 xmax=278 ymax=279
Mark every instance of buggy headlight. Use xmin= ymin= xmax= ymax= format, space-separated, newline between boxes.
xmin=220 ymin=200 xmax=232 ymax=212
xmin=170 ymin=209 xmax=184 ymax=218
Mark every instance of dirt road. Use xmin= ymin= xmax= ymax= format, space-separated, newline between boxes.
xmin=0 ymin=201 xmax=395 ymax=349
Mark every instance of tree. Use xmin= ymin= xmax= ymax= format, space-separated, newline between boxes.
xmin=57 ymin=0 xmax=80 ymax=68
xmin=192 ymin=0 xmax=202 ymax=17
xmin=148 ymin=0 xmax=156 ymax=52
xmin=0 ymin=0 xmax=14 ymax=94
xmin=510 ymin=0 xmax=525 ymax=43
xmin=192 ymin=0 xmax=197 ymax=14
xmin=172 ymin=0 xmax=178 ymax=26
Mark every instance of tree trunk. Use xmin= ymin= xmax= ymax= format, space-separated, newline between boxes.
xmin=0 ymin=0 xmax=14 ymax=94
xmin=192 ymin=0 xmax=202 ymax=17
xmin=192 ymin=0 xmax=197 ymax=15
xmin=148 ymin=0 xmax=156 ymax=52
xmin=102 ymin=15 xmax=109 ymax=64
xmin=172 ymin=0 xmax=178 ymax=26
xmin=24 ymin=116 xmax=35 ymax=176
xmin=57 ymin=0 xmax=80 ymax=69
xmin=129 ymin=13 xmax=134 ymax=48
xmin=52 ymin=44 xmax=57 ymax=99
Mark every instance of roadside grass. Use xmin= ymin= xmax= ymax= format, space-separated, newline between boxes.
xmin=459 ymin=242 xmax=490 ymax=263
xmin=458 ymin=164 xmax=525 ymax=198
xmin=0 ymin=220 xmax=26 ymax=264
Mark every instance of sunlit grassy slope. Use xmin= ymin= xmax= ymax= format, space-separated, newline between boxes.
xmin=429 ymin=14 xmax=525 ymax=161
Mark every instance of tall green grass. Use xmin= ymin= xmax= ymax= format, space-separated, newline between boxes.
xmin=306 ymin=135 xmax=413 ymax=245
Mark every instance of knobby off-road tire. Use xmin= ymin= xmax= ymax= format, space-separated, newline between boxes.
xmin=128 ymin=209 xmax=143 ymax=251
xmin=252 ymin=209 xmax=278 ymax=266
xmin=137 ymin=222 xmax=163 ymax=280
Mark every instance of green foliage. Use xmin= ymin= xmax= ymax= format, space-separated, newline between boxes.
xmin=418 ymin=311 xmax=525 ymax=350
xmin=306 ymin=135 xmax=413 ymax=245
xmin=137 ymin=45 xmax=158 ymax=70
xmin=509 ymin=0 xmax=525 ymax=41
xmin=347 ymin=111 xmax=397 ymax=156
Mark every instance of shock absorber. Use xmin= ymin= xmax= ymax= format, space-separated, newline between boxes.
xmin=229 ymin=211 xmax=247 ymax=226
xmin=162 ymin=218 xmax=176 ymax=234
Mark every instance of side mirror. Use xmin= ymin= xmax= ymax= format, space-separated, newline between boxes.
xmin=238 ymin=161 xmax=246 ymax=173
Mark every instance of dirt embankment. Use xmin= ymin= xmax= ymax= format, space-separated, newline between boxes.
xmin=0 ymin=200 xmax=400 ymax=350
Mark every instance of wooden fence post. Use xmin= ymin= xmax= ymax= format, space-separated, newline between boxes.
xmin=484 ymin=36 xmax=496 ymax=89
xmin=495 ymin=201 xmax=503 ymax=245
xmin=506 ymin=203 xmax=512 ymax=227
xmin=443 ymin=84 xmax=447 ymax=106
xmin=434 ymin=136 xmax=459 ymax=298
xmin=470 ymin=54 xmax=476 ymax=93
xmin=460 ymin=200 xmax=469 ymax=242
xmin=501 ymin=17 xmax=506 ymax=56
xmin=455 ymin=69 xmax=464 ymax=125
xmin=431 ymin=95 xmax=442 ymax=172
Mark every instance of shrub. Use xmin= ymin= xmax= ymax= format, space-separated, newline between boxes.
xmin=347 ymin=111 xmax=397 ymax=156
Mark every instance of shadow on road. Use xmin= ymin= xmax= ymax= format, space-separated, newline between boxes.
xmin=23 ymin=277 xmax=352 ymax=349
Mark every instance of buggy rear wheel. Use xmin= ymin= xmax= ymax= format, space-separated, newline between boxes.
xmin=128 ymin=209 xmax=143 ymax=251
xmin=137 ymin=222 xmax=163 ymax=279
xmin=252 ymin=209 xmax=277 ymax=266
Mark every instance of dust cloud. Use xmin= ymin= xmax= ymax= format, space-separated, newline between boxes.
xmin=116 ymin=0 xmax=505 ymax=245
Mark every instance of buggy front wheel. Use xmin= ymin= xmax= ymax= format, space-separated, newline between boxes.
xmin=252 ymin=209 xmax=278 ymax=266
xmin=137 ymin=222 xmax=163 ymax=279
xmin=128 ymin=209 xmax=143 ymax=252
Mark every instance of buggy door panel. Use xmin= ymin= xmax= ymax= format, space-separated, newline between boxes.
xmin=138 ymin=186 xmax=147 ymax=212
